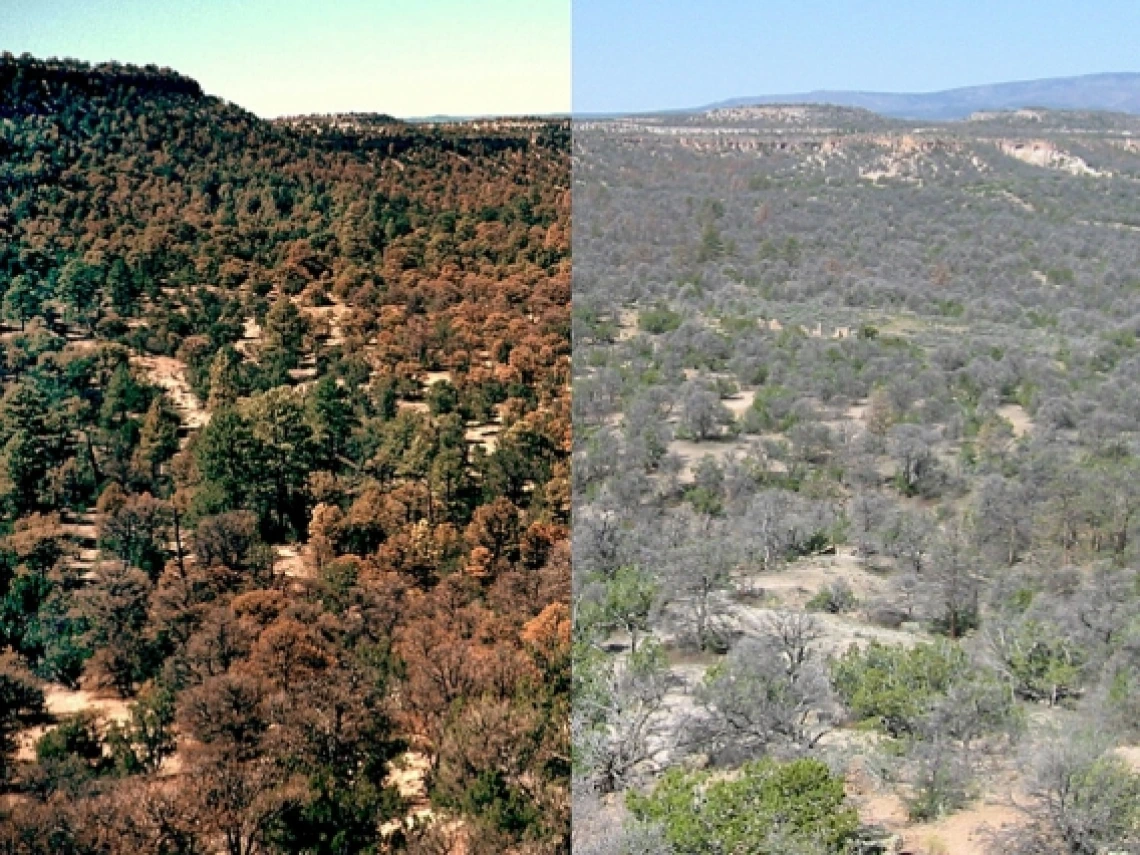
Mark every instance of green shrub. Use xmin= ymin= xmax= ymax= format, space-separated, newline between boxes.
xmin=830 ymin=641 xmax=970 ymax=736
xmin=638 ymin=306 xmax=683 ymax=335
xmin=36 ymin=712 xmax=104 ymax=765
xmin=807 ymin=581 xmax=857 ymax=614
xmin=426 ymin=379 xmax=459 ymax=415
xmin=683 ymin=486 xmax=723 ymax=516
xmin=990 ymin=618 xmax=1084 ymax=705
xmin=0 ymin=664 xmax=45 ymax=779
xmin=743 ymin=384 xmax=796 ymax=433
xmin=626 ymin=758 xmax=858 ymax=854
xmin=106 ymin=686 xmax=177 ymax=775
xmin=31 ymin=711 xmax=109 ymax=796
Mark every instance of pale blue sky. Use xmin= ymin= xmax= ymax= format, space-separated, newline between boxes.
xmin=573 ymin=0 xmax=1140 ymax=113
xmin=3 ymin=0 xmax=570 ymax=117
xmin=8 ymin=1 xmax=1136 ymax=118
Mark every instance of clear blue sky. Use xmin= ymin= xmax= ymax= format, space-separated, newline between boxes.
xmin=3 ymin=0 xmax=570 ymax=117
xmin=574 ymin=0 xmax=1140 ymax=113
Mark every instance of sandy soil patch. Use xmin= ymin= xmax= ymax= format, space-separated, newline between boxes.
xmin=275 ymin=544 xmax=313 ymax=579
xmin=43 ymin=685 xmax=131 ymax=720
xmin=652 ymin=662 xmax=707 ymax=765
xmin=996 ymin=404 xmax=1032 ymax=438
xmin=63 ymin=333 xmax=100 ymax=352
xmin=731 ymin=604 xmax=926 ymax=658
xmin=721 ymin=389 xmax=756 ymax=418
xmin=669 ymin=436 xmax=761 ymax=480
xmin=235 ymin=315 xmax=262 ymax=358
xmin=737 ymin=547 xmax=888 ymax=610
xmin=380 ymin=751 xmax=435 ymax=835
xmin=616 ymin=308 xmax=639 ymax=341
xmin=850 ymin=761 xmax=1029 ymax=855
xmin=901 ymin=799 xmax=1023 ymax=855
xmin=302 ymin=299 xmax=351 ymax=347
xmin=758 ymin=317 xmax=853 ymax=339
xmin=845 ymin=400 xmax=870 ymax=423
xmin=466 ymin=422 xmax=500 ymax=453
xmin=1115 ymin=744 xmax=1140 ymax=771
xmin=15 ymin=685 xmax=132 ymax=762
xmin=132 ymin=354 xmax=209 ymax=430
xmin=855 ymin=789 xmax=911 ymax=829
xmin=388 ymin=751 xmax=431 ymax=804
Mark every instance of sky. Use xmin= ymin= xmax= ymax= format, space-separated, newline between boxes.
xmin=2 ymin=0 xmax=570 ymax=117
xmin=573 ymin=0 xmax=1140 ymax=114
xmin=7 ymin=1 xmax=1139 ymax=118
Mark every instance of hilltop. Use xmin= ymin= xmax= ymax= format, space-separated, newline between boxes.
xmin=0 ymin=52 xmax=204 ymax=104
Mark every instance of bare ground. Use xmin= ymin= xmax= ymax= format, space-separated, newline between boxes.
xmin=275 ymin=544 xmax=313 ymax=579
xmin=301 ymin=298 xmax=351 ymax=348
xmin=131 ymin=354 xmax=209 ymax=431
xmin=669 ymin=436 xmax=762 ymax=480
xmin=616 ymin=309 xmax=639 ymax=341
xmin=736 ymin=547 xmax=889 ymax=611
xmin=996 ymin=403 xmax=1032 ymax=438
xmin=15 ymin=686 xmax=132 ymax=762
xmin=380 ymin=751 xmax=436 ymax=836
xmin=721 ymin=388 xmax=756 ymax=418
xmin=236 ymin=315 xmax=262 ymax=357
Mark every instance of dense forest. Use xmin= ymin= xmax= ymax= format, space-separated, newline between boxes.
xmin=0 ymin=54 xmax=570 ymax=854
xmin=572 ymin=103 xmax=1140 ymax=854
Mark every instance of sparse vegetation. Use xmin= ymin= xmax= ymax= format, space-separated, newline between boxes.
xmin=573 ymin=101 xmax=1140 ymax=853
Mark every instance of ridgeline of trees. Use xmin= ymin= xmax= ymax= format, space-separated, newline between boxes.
xmin=0 ymin=54 xmax=570 ymax=854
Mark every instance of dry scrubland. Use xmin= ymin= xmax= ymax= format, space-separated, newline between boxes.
xmin=573 ymin=104 xmax=1140 ymax=854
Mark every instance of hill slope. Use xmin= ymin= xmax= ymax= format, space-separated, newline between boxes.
xmin=574 ymin=98 xmax=1140 ymax=855
xmin=0 ymin=54 xmax=570 ymax=854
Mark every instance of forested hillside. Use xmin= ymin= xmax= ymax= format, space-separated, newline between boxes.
xmin=0 ymin=54 xmax=570 ymax=854
xmin=573 ymin=104 xmax=1140 ymax=854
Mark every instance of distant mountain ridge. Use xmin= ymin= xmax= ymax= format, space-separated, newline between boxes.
xmin=699 ymin=72 xmax=1140 ymax=120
